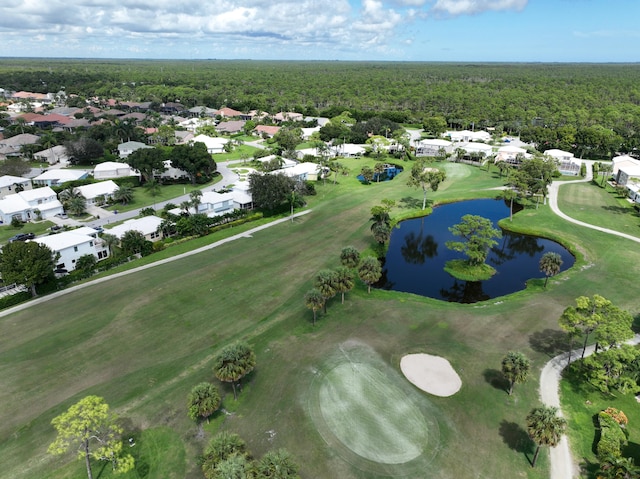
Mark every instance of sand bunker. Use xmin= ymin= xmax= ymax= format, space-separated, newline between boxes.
xmin=400 ymin=353 xmax=462 ymax=397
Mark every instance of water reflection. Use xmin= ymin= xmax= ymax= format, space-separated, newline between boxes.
xmin=377 ymin=199 xmax=574 ymax=303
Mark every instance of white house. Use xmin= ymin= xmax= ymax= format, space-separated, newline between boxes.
xmin=457 ymin=142 xmax=494 ymax=157
xmin=105 ymin=215 xmax=164 ymax=242
xmin=197 ymin=191 xmax=237 ymax=217
xmin=616 ymin=165 xmax=640 ymax=187
xmin=117 ymin=141 xmax=152 ymax=159
xmin=93 ymin=161 xmax=138 ymax=180
xmin=158 ymin=160 xmax=190 ymax=181
xmin=191 ymin=134 xmax=229 ymax=154
xmin=33 ymin=145 xmax=70 ymax=165
xmin=34 ymin=228 xmax=108 ymax=272
xmin=544 ymin=149 xmax=580 ymax=175
xmin=0 ymin=175 xmax=32 ymax=199
xmin=495 ymin=145 xmax=530 ymax=165
xmin=612 ymin=155 xmax=640 ymax=177
xmin=446 ymin=130 xmax=492 ymax=143
xmin=332 ymin=143 xmax=365 ymax=158
xmin=271 ymin=162 xmax=321 ymax=181
xmin=0 ymin=186 xmax=63 ymax=223
xmin=33 ymin=169 xmax=88 ymax=187
xmin=415 ymin=139 xmax=453 ymax=157
xmin=76 ymin=181 xmax=119 ymax=205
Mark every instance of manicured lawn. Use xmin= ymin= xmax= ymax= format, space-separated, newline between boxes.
xmin=558 ymin=181 xmax=640 ymax=238
xmin=1 ymin=162 xmax=639 ymax=478
xmin=0 ymin=220 xmax=55 ymax=244
xmin=560 ymin=365 xmax=640 ymax=479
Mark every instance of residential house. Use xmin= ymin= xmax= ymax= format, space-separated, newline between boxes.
xmin=446 ymin=130 xmax=492 ymax=143
xmin=117 ymin=141 xmax=152 ymax=159
xmin=254 ymin=125 xmax=280 ymax=138
xmin=415 ymin=139 xmax=453 ymax=157
xmin=331 ymin=143 xmax=365 ymax=158
xmin=494 ymin=145 xmax=530 ymax=165
xmin=0 ymin=186 xmax=63 ymax=223
xmin=216 ymin=120 xmax=246 ymax=135
xmin=33 ymin=169 xmax=88 ymax=187
xmin=158 ymin=160 xmax=190 ymax=181
xmin=273 ymin=112 xmax=304 ymax=123
xmin=197 ymin=190 xmax=253 ymax=216
xmin=616 ymin=165 xmax=640 ymax=187
xmin=0 ymin=133 xmax=40 ymax=156
xmin=271 ymin=162 xmax=321 ymax=181
xmin=545 ymin=149 xmax=580 ymax=175
xmin=178 ymin=117 xmax=216 ymax=133
xmin=93 ymin=161 xmax=139 ymax=180
xmin=77 ymin=181 xmax=119 ymax=205
xmin=33 ymin=145 xmax=70 ymax=165
xmin=188 ymin=106 xmax=218 ymax=118
xmin=457 ymin=141 xmax=494 ymax=158
xmin=612 ymin=155 xmax=640 ymax=177
xmin=34 ymin=228 xmax=108 ymax=272
xmin=160 ymin=102 xmax=185 ymax=115
xmin=0 ymin=175 xmax=31 ymax=199
xmin=105 ymin=215 xmax=164 ymax=242
xmin=218 ymin=107 xmax=242 ymax=118
xmin=191 ymin=134 xmax=229 ymax=154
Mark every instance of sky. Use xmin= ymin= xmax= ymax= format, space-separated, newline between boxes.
xmin=0 ymin=0 xmax=638 ymax=62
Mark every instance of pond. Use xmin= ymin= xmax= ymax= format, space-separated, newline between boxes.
xmin=377 ymin=199 xmax=574 ymax=303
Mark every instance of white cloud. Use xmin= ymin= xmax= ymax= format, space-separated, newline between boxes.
xmin=573 ymin=29 xmax=640 ymax=39
xmin=431 ymin=0 xmax=528 ymax=16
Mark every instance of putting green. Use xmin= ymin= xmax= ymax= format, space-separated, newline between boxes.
xmin=307 ymin=342 xmax=443 ymax=475
xmin=319 ymin=362 xmax=428 ymax=464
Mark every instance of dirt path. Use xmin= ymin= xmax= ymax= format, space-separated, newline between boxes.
xmin=543 ymin=163 xmax=640 ymax=478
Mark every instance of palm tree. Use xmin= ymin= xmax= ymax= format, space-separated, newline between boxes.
xmin=373 ymin=162 xmax=386 ymax=182
xmin=256 ymin=449 xmax=300 ymax=479
xmin=202 ymin=432 xmax=248 ymax=479
xmin=314 ymin=270 xmax=337 ymax=314
xmin=539 ymin=252 xmax=563 ymax=288
xmin=190 ymin=189 xmax=203 ymax=213
xmin=303 ymin=289 xmax=324 ymax=326
xmin=213 ymin=342 xmax=256 ymax=400
xmin=598 ymin=455 xmax=640 ymax=479
xmin=501 ymin=351 xmax=530 ymax=395
xmin=334 ymin=266 xmax=354 ymax=304
xmin=58 ymin=186 xmax=82 ymax=207
xmin=113 ymin=185 xmax=134 ymax=205
xmin=340 ymin=246 xmax=360 ymax=269
xmin=66 ymin=196 xmax=87 ymax=216
xmin=526 ymin=406 xmax=567 ymax=467
xmin=101 ymin=233 xmax=119 ymax=258
xmin=187 ymin=382 xmax=221 ymax=423
xmin=358 ymin=257 xmax=382 ymax=294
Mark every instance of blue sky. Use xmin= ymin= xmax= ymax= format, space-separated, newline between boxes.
xmin=0 ymin=0 xmax=637 ymax=62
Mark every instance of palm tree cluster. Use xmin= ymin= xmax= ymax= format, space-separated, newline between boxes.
xmin=202 ymin=431 xmax=300 ymax=479
xmin=303 ymin=246 xmax=382 ymax=325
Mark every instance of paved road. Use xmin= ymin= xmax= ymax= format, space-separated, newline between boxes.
xmin=542 ymin=161 xmax=640 ymax=479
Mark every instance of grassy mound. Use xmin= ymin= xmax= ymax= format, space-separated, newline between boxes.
xmin=444 ymin=259 xmax=497 ymax=281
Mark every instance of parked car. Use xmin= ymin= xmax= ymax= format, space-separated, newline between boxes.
xmin=55 ymin=213 xmax=68 ymax=219
xmin=9 ymin=233 xmax=35 ymax=242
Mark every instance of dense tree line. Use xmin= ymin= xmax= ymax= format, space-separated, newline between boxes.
xmin=2 ymin=60 xmax=639 ymax=144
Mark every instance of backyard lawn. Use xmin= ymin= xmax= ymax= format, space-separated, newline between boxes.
xmin=1 ymin=160 xmax=639 ymax=479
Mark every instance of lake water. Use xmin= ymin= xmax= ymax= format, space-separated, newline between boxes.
xmin=378 ymin=199 xmax=574 ymax=303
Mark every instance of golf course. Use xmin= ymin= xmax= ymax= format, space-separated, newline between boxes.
xmin=1 ymin=158 xmax=639 ymax=479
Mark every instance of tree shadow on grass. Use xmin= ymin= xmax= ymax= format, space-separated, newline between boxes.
xmin=483 ymin=368 xmax=509 ymax=393
xmin=529 ymin=329 xmax=567 ymax=357
xmin=398 ymin=196 xmax=422 ymax=210
xmin=499 ymin=420 xmax=534 ymax=465
xmin=632 ymin=313 xmax=640 ymax=334
xmin=601 ymin=205 xmax=631 ymax=215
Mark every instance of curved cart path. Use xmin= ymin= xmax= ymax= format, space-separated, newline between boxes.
xmin=543 ymin=163 xmax=640 ymax=478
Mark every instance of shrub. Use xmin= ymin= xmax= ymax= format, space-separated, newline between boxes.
xmin=0 ymin=291 xmax=31 ymax=310
xmin=596 ymin=410 xmax=628 ymax=461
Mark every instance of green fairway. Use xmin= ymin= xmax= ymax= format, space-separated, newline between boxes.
xmin=1 ymin=160 xmax=639 ymax=478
